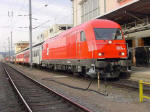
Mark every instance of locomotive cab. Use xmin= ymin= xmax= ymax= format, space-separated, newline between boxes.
xmin=86 ymin=21 xmax=128 ymax=78
xmin=94 ymin=28 xmax=127 ymax=59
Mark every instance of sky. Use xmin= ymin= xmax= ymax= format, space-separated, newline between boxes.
xmin=0 ymin=0 xmax=72 ymax=52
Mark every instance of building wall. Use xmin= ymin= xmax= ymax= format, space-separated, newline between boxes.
xmin=106 ymin=0 xmax=133 ymax=12
xmin=72 ymin=0 xmax=100 ymax=26
xmin=72 ymin=0 xmax=82 ymax=26
xmin=80 ymin=0 xmax=100 ymax=23
xmin=71 ymin=0 xmax=135 ymax=26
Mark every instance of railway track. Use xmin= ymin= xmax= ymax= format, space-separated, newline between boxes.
xmin=0 ymin=63 xmax=26 ymax=112
xmin=8 ymin=63 xmax=150 ymax=93
xmin=3 ymin=63 xmax=92 ymax=112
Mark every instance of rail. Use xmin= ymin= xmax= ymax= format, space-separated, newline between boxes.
xmin=4 ymin=67 xmax=32 ymax=112
xmin=139 ymin=80 xmax=150 ymax=102
xmin=4 ymin=63 xmax=93 ymax=112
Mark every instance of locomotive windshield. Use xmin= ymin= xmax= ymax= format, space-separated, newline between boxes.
xmin=94 ymin=28 xmax=122 ymax=40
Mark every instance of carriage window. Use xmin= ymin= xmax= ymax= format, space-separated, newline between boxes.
xmin=36 ymin=50 xmax=39 ymax=57
xmin=35 ymin=51 xmax=37 ymax=57
xmin=94 ymin=28 xmax=123 ymax=40
xmin=80 ymin=31 xmax=86 ymax=41
xmin=36 ymin=50 xmax=38 ymax=57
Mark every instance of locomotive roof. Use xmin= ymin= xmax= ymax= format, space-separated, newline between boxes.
xmin=45 ymin=19 xmax=120 ymax=41
xmin=70 ymin=19 xmax=120 ymax=30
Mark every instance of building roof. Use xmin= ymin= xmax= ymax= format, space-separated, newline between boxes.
xmin=96 ymin=0 xmax=150 ymax=25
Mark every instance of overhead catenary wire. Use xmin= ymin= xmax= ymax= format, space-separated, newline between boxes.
xmin=32 ymin=20 xmax=51 ymax=29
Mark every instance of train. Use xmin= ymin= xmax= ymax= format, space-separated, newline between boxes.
xmin=6 ymin=19 xmax=130 ymax=78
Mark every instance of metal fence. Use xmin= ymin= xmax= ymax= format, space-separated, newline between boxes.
xmin=139 ymin=80 xmax=150 ymax=102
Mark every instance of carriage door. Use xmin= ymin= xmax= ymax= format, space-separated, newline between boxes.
xmin=76 ymin=31 xmax=81 ymax=58
xmin=76 ymin=31 xmax=87 ymax=59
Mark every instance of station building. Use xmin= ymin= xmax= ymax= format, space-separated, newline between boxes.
xmin=71 ymin=0 xmax=150 ymax=64
xmin=15 ymin=41 xmax=29 ymax=53
xmin=37 ymin=24 xmax=73 ymax=42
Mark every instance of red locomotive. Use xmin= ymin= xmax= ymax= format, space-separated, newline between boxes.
xmin=42 ymin=19 xmax=128 ymax=78
xmin=13 ymin=19 xmax=129 ymax=78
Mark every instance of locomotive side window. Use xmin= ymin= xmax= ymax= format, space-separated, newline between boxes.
xmin=94 ymin=28 xmax=122 ymax=40
xmin=47 ymin=48 xmax=49 ymax=56
xmin=80 ymin=31 xmax=86 ymax=41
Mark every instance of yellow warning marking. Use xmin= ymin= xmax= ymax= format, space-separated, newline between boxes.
xmin=139 ymin=80 xmax=150 ymax=102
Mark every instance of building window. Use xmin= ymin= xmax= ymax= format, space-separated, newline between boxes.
xmin=59 ymin=26 xmax=67 ymax=30
xmin=41 ymin=34 xmax=43 ymax=38
xmin=49 ymin=29 xmax=53 ymax=33
xmin=81 ymin=0 xmax=100 ymax=23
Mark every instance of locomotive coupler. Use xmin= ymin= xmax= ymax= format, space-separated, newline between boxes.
xmin=86 ymin=64 xmax=97 ymax=78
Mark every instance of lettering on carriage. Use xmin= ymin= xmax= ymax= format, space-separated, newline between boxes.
xmin=116 ymin=46 xmax=125 ymax=50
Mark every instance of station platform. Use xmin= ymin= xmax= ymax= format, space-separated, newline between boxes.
xmin=129 ymin=66 xmax=150 ymax=82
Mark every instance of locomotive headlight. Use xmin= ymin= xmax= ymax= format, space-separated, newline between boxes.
xmin=108 ymin=40 xmax=112 ymax=44
xmin=98 ymin=53 xmax=102 ymax=56
xmin=121 ymin=52 xmax=125 ymax=56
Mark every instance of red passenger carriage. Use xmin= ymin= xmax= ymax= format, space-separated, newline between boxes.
xmin=23 ymin=50 xmax=29 ymax=64
xmin=16 ymin=53 xmax=24 ymax=64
